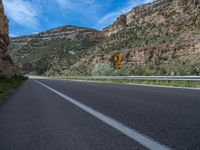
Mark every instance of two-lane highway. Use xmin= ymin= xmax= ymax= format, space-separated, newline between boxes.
xmin=0 ymin=79 xmax=200 ymax=150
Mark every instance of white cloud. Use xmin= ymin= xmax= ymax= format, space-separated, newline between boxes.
xmin=9 ymin=33 xmax=16 ymax=37
xmin=144 ymin=0 xmax=155 ymax=4
xmin=97 ymin=12 xmax=119 ymax=29
xmin=56 ymin=0 xmax=74 ymax=9
xmin=32 ymin=32 xmax=39 ymax=35
xmin=97 ymin=0 xmax=138 ymax=30
xmin=3 ymin=0 xmax=39 ymax=28
xmin=56 ymin=0 xmax=100 ymax=16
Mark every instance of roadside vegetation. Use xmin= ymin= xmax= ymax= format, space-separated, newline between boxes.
xmin=0 ymin=76 xmax=28 ymax=102
xmin=91 ymin=62 xmax=200 ymax=76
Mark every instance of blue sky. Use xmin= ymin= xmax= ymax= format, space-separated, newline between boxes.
xmin=2 ymin=0 xmax=154 ymax=37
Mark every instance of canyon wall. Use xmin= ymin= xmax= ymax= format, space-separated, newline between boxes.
xmin=0 ymin=0 xmax=19 ymax=78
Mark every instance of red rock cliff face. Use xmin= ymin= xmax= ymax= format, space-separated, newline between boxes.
xmin=0 ymin=0 xmax=19 ymax=78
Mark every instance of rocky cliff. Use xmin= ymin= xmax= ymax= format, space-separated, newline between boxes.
xmin=104 ymin=0 xmax=200 ymax=36
xmin=8 ymin=0 xmax=200 ymax=76
xmin=0 ymin=0 xmax=19 ymax=78
xmin=68 ymin=0 xmax=200 ymax=76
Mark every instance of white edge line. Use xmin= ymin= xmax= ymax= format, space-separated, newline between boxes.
xmin=29 ymin=76 xmax=200 ymax=91
xmin=62 ymin=79 xmax=200 ymax=91
xmin=34 ymin=79 xmax=172 ymax=150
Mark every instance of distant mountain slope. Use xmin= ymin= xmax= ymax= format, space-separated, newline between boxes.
xmin=9 ymin=26 xmax=103 ymax=75
xmin=0 ymin=0 xmax=19 ymax=78
xmin=8 ymin=0 xmax=200 ymax=76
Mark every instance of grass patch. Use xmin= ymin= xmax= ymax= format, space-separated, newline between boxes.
xmin=0 ymin=76 xmax=28 ymax=102
xmin=64 ymin=76 xmax=200 ymax=89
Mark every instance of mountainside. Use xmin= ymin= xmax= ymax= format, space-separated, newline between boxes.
xmin=0 ymin=0 xmax=19 ymax=78
xmin=9 ymin=26 xmax=103 ymax=75
xmin=8 ymin=0 xmax=200 ymax=76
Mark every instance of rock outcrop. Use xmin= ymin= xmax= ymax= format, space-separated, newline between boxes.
xmin=11 ymin=26 xmax=103 ymax=46
xmin=0 ymin=0 xmax=19 ymax=78
xmin=104 ymin=15 xmax=127 ymax=37
xmin=103 ymin=0 xmax=200 ymax=37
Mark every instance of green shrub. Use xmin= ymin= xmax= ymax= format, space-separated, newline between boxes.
xmin=91 ymin=63 xmax=115 ymax=76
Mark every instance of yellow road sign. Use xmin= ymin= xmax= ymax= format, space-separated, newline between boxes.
xmin=113 ymin=53 xmax=122 ymax=69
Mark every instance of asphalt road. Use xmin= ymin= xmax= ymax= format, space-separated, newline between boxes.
xmin=0 ymin=79 xmax=200 ymax=150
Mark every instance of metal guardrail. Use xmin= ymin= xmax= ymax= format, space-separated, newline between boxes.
xmin=28 ymin=75 xmax=200 ymax=81
xmin=89 ymin=76 xmax=200 ymax=81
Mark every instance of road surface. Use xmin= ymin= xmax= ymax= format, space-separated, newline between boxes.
xmin=0 ymin=79 xmax=200 ymax=150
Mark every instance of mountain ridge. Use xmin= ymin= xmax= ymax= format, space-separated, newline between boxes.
xmin=8 ymin=0 xmax=200 ymax=76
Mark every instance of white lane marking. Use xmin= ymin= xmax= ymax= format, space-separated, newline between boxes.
xmin=66 ymin=79 xmax=200 ymax=91
xmin=34 ymin=79 xmax=172 ymax=150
